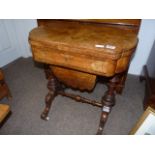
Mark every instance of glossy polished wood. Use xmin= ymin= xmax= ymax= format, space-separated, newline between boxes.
xmin=29 ymin=20 xmax=138 ymax=77
xmin=38 ymin=19 xmax=141 ymax=34
xmin=51 ymin=66 xmax=96 ymax=91
xmin=29 ymin=19 xmax=141 ymax=134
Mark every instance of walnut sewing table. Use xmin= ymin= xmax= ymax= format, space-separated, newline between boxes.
xmin=29 ymin=19 xmax=141 ymax=134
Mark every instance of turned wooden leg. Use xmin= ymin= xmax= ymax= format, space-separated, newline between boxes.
xmin=97 ymin=74 xmax=120 ymax=135
xmin=41 ymin=65 xmax=58 ymax=121
xmin=115 ymin=71 xmax=128 ymax=94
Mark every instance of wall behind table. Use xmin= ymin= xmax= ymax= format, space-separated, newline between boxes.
xmin=1 ymin=19 xmax=155 ymax=76
xmin=13 ymin=19 xmax=37 ymax=58
xmin=128 ymin=19 xmax=155 ymax=75
xmin=0 ymin=19 xmax=37 ymax=67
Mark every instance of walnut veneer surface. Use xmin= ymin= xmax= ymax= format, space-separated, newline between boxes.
xmin=29 ymin=19 xmax=141 ymax=134
xmin=29 ymin=20 xmax=138 ymax=77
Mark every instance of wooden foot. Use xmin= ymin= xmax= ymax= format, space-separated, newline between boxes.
xmin=97 ymin=75 xmax=120 ymax=135
xmin=41 ymin=66 xmax=58 ymax=121
xmin=97 ymin=111 xmax=109 ymax=134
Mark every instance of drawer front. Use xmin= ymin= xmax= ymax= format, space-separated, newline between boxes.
xmin=32 ymin=46 xmax=117 ymax=77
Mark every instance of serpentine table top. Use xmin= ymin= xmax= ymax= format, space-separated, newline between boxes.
xmin=29 ymin=20 xmax=138 ymax=77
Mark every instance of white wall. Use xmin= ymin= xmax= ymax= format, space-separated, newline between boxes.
xmin=0 ymin=20 xmax=21 ymax=67
xmin=128 ymin=19 xmax=155 ymax=75
xmin=13 ymin=19 xmax=37 ymax=58
xmin=0 ymin=19 xmax=37 ymax=67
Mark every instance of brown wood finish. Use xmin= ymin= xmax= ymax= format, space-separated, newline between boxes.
xmin=0 ymin=69 xmax=12 ymax=100
xmin=38 ymin=19 xmax=141 ymax=34
xmin=0 ymin=104 xmax=10 ymax=123
xmin=97 ymin=74 xmax=120 ymax=134
xmin=38 ymin=19 xmax=141 ymax=26
xmin=51 ymin=66 xmax=96 ymax=91
xmin=41 ymin=66 xmax=102 ymax=121
xmin=29 ymin=19 xmax=141 ymax=134
xmin=41 ymin=65 xmax=58 ymax=120
xmin=30 ymin=21 xmax=138 ymax=76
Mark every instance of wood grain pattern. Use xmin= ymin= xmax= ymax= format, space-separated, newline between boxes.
xmin=29 ymin=19 xmax=141 ymax=134
xmin=0 ymin=104 xmax=10 ymax=123
xmin=74 ymin=19 xmax=141 ymax=26
xmin=51 ymin=66 xmax=96 ymax=91
xmin=31 ymin=44 xmax=117 ymax=76
xmin=38 ymin=19 xmax=141 ymax=26
xmin=30 ymin=21 xmax=138 ymax=54
xmin=38 ymin=19 xmax=141 ymax=34
xmin=29 ymin=20 xmax=138 ymax=77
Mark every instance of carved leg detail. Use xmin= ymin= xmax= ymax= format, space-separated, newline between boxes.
xmin=41 ymin=90 xmax=56 ymax=121
xmin=97 ymin=75 xmax=120 ymax=135
xmin=44 ymin=64 xmax=52 ymax=79
xmin=41 ymin=66 xmax=58 ymax=121
xmin=97 ymin=111 xmax=109 ymax=135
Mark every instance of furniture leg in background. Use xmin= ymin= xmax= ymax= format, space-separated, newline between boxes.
xmin=0 ymin=69 xmax=11 ymax=126
xmin=0 ymin=69 xmax=12 ymax=100
xmin=140 ymin=65 xmax=155 ymax=110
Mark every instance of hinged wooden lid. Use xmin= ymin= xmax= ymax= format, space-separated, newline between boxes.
xmin=29 ymin=20 xmax=138 ymax=60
